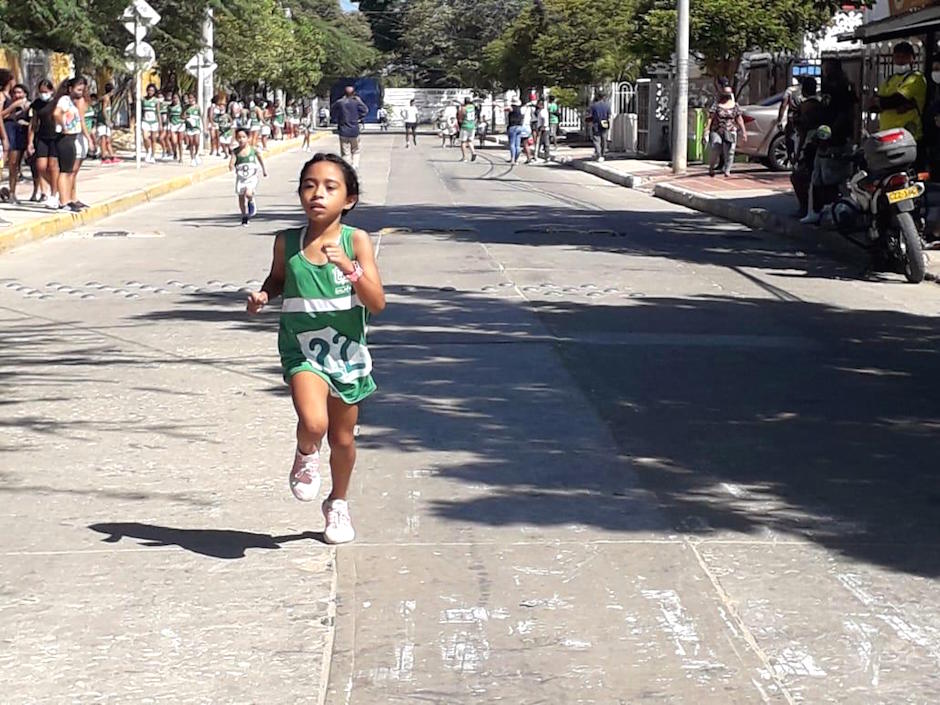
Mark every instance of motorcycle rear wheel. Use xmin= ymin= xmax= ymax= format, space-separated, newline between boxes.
xmin=896 ymin=212 xmax=927 ymax=283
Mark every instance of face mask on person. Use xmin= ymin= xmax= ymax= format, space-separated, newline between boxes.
xmin=932 ymin=70 xmax=940 ymax=84
xmin=40 ymin=92 xmax=52 ymax=101
xmin=895 ymin=63 xmax=912 ymax=75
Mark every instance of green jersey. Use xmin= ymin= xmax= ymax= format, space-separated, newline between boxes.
xmin=274 ymin=108 xmax=285 ymax=125
xmin=234 ymin=145 xmax=260 ymax=179
xmin=141 ymin=97 xmax=159 ymax=123
xmin=460 ymin=104 xmax=476 ymax=131
xmin=99 ymin=101 xmax=112 ymax=127
xmin=277 ymin=225 xmax=375 ymax=403
xmin=158 ymin=99 xmax=168 ymax=119
xmin=184 ymin=105 xmax=201 ymax=130
xmin=168 ymin=103 xmax=183 ymax=126
xmin=548 ymin=102 xmax=560 ymax=125
xmin=84 ymin=105 xmax=97 ymax=131
xmin=218 ymin=112 xmax=233 ymax=135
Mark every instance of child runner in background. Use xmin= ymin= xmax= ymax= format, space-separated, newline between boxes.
xmin=260 ymin=100 xmax=272 ymax=150
xmin=166 ymin=92 xmax=184 ymax=162
xmin=217 ymin=109 xmax=234 ymax=158
xmin=229 ymin=127 xmax=267 ymax=226
xmin=157 ymin=90 xmax=171 ymax=160
xmin=97 ymin=84 xmax=117 ymax=164
xmin=184 ymin=94 xmax=202 ymax=166
xmin=140 ymin=84 xmax=160 ymax=163
xmin=246 ymin=153 xmax=385 ymax=544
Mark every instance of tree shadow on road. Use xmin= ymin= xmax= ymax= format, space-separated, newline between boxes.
xmin=88 ymin=522 xmax=325 ymax=559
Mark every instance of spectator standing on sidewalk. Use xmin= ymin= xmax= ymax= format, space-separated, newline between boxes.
xmin=821 ymin=59 xmax=856 ymax=147
xmin=536 ymin=98 xmax=551 ymax=162
xmin=588 ymin=91 xmax=611 ymax=162
xmin=506 ymin=98 xmax=524 ymax=164
xmin=547 ymin=95 xmax=560 ymax=146
xmin=97 ymin=83 xmax=117 ymax=164
xmin=777 ymin=78 xmax=802 ymax=165
xmin=27 ymin=79 xmax=57 ymax=206
xmin=52 ymin=76 xmax=87 ymax=212
xmin=704 ymin=84 xmax=747 ymax=177
xmin=401 ymin=99 xmax=418 ymax=148
xmin=377 ymin=105 xmax=389 ymax=132
xmin=331 ymin=86 xmax=368 ymax=171
xmin=871 ymin=42 xmax=927 ymax=162
xmin=1 ymin=72 xmax=30 ymax=203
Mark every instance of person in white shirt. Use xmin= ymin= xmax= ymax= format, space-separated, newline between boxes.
xmin=377 ymin=106 xmax=389 ymax=131
xmin=401 ymin=99 xmax=418 ymax=147
xmin=536 ymin=98 xmax=550 ymax=161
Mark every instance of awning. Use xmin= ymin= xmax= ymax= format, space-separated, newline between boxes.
xmin=855 ymin=4 xmax=940 ymax=43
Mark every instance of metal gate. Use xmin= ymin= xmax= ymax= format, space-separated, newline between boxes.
xmin=609 ymin=81 xmax=636 ymax=117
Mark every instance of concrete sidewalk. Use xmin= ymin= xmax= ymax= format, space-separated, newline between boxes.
xmin=551 ymin=150 xmax=940 ymax=282
xmin=0 ymin=135 xmax=315 ymax=254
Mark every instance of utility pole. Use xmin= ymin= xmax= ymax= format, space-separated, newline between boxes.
xmin=673 ymin=0 xmax=690 ymax=173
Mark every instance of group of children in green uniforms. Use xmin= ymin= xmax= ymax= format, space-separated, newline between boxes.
xmin=138 ymin=85 xmax=306 ymax=166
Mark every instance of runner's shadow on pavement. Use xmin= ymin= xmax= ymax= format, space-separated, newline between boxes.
xmin=89 ymin=522 xmax=326 ymax=559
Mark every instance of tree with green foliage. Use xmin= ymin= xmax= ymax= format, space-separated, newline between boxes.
xmin=634 ymin=0 xmax=837 ymax=80
xmin=483 ymin=0 xmax=640 ymax=90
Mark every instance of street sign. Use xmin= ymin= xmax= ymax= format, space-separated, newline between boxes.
xmin=122 ymin=21 xmax=148 ymax=42
xmin=124 ymin=41 xmax=155 ymax=72
xmin=185 ymin=53 xmax=217 ymax=78
xmin=122 ymin=0 xmax=161 ymax=27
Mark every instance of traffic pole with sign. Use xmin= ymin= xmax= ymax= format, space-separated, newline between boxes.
xmin=122 ymin=0 xmax=160 ymax=169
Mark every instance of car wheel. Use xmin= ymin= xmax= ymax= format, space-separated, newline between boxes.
xmin=766 ymin=133 xmax=791 ymax=171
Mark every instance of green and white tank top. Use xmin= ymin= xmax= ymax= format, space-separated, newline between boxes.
xmin=234 ymin=146 xmax=260 ymax=180
xmin=142 ymin=97 xmax=158 ymax=123
xmin=278 ymin=225 xmax=375 ymax=404
xmin=461 ymin=104 xmax=476 ymax=130
xmin=168 ymin=103 xmax=183 ymax=126
xmin=158 ymin=99 xmax=168 ymax=118
xmin=274 ymin=107 xmax=285 ymax=124
xmin=184 ymin=105 xmax=201 ymax=129
xmin=218 ymin=112 xmax=233 ymax=135
xmin=99 ymin=102 xmax=111 ymax=127
xmin=84 ymin=105 xmax=97 ymax=131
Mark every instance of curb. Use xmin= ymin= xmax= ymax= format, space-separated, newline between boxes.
xmin=551 ymin=155 xmax=641 ymax=188
xmin=0 ymin=135 xmax=317 ymax=255
xmin=653 ymin=182 xmax=940 ymax=281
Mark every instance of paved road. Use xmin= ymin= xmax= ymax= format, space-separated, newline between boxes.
xmin=2 ymin=134 xmax=939 ymax=704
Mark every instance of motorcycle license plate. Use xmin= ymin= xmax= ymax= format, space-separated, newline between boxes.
xmin=887 ymin=186 xmax=920 ymax=204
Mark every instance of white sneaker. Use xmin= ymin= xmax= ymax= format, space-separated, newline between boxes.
xmin=597 ymin=156 xmax=605 ymax=163
xmin=146 ymin=155 xmax=155 ymax=164
xmin=322 ymin=499 xmax=356 ymax=544
xmin=289 ymin=449 xmax=321 ymax=502
xmin=190 ymin=158 xmax=197 ymax=167
xmin=46 ymin=195 xmax=60 ymax=209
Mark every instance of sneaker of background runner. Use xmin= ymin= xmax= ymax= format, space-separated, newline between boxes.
xmin=322 ymin=499 xmax=355 ymax=544
xmin=241 ymin=214 xmax=249 ymax=227
xmin=289 ymin=449 xmax=321 ymax=501
xmin=247 ymin=199 xmax=256 ymax=218
xmin=471 ymin=153 xmax=477 ymax=162
xmin=46 ymin=194 xmax=59 ymax=209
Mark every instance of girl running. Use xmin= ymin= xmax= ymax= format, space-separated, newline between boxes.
xmin=140 ymin=83 xmax=160 ymax=163
xmin=273 ymin=100 xmax=285 ymax=140
xmin=52 ymin=76 xmax=86 ymax=212
xmin=301 ymin=106 xmax=313 ymax=152
xmin=184 ymin=93 xmax=202 ymax=166
xmin=246 ymin=153 xmax=385 ymax=545
xmin=259 ymin=100 xmax=272 ymax=150
xmin=27 ymin=79 xmax=58 ymax=206
xmin=229 ymin=127 xmax=267 ymax=226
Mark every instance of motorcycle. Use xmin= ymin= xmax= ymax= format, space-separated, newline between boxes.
xmin=832 ymin=128 xmax=928 ymax=283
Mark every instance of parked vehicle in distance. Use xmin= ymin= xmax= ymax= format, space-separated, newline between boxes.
xmin=738 ymin=93 xmax=790 ymax=172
